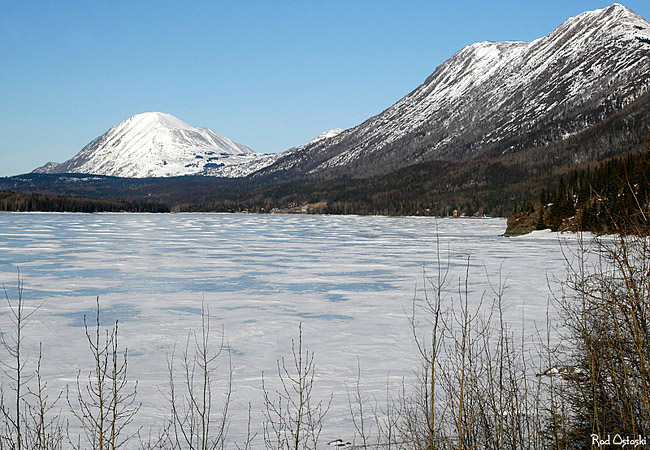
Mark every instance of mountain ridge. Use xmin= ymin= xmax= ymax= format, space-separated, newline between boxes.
xmin=253 ymin=3 xmax=650 ymax=180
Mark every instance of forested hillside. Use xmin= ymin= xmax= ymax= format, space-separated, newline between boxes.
xmin=0 ymin=191 xmax=169 ymax=213
xmin=507 ymin=143 xmax=650 ymax=235
xmin=178 ymin=99 xmax=650 ymax=218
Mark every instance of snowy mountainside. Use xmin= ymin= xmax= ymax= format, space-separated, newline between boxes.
xmin=264 ymin=128 xmax=346 ymax=174
xmin=306 ymin=128 xmax=345 ymax=145
xmin=34 ymin=112 xmax=279 ymax=178
xmin=256 ymin=3 xmax=650 ymax=179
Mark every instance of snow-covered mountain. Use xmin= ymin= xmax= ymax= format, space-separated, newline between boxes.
xmin=257 ymin=3 xmax=650 ymax=179
xmin=31 ymin=4 xmax=650 ymax=182
xmin=34 ymin=112 xmax=278 ymax=178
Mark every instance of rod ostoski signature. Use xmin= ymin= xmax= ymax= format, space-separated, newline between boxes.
xmin=592 ymin=434 xmax=649 ymax=448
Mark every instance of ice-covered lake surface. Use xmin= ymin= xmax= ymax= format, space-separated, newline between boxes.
xmin=0 ymin=213 xmax=579 ymax=445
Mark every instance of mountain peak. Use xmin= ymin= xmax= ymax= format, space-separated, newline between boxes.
xmin=575 ymin=2 xmax=633 ymax=18
xmin=126 ymin=112 xmax=195 ymax=131
xmin=33 ymin=113 xmax=278 ymax=178
xmin=600 ymin=3 xmax=636 ymax=15
xmin=563 ymin=2 xmax=649 ymax=31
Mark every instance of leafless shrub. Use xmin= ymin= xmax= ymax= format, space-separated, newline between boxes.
xmin=262 ymin=323 xmax=331 ymax=450
xmin=552 ymin=230 xmax=650 ymax=448
xmin=0 ymin=271 xmax=63 ymax=450
xmin=346 ymin=360 xmax=374 ymax=448
xmin=23 ymin=344 xmax=65 ymax=450
xmin=67 ymin=297 xmax=140 ymax=449
xmin=234 ymin=402 xmax=256 ymax=450
xmin=396 ymin=246 xmax=548 ymax=450
xmin=163 ymin=302 xmax=232 ymax=450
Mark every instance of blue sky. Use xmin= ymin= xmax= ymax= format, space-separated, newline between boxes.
xmin=1 ymin=0 xmax=649 ymax=177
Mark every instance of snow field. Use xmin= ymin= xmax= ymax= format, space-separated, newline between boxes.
xmin=0 ymin=213 xmax=575 ymax=444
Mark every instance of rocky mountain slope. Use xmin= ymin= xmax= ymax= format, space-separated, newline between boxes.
xmin=256 ymin=3 xmax=650 ymax=180
xmin=33 ymin=112 xmax=278 ymax=178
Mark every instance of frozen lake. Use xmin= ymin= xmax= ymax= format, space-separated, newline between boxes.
xmin=0 ymin=213 xmax=574 ymax=445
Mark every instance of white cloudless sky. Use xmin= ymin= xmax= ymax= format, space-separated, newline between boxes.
xmin=1 ymin=0 xmax=649 ymax=177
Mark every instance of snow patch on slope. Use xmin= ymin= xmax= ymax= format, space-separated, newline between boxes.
xmin=307 ymin=128 xmax=345 ymax=145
